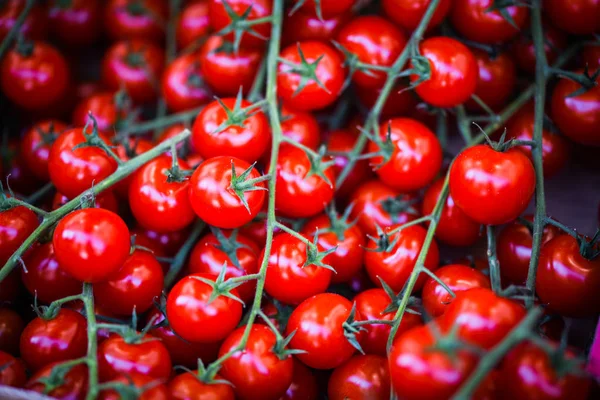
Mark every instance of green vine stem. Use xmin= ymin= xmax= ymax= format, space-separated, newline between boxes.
xmin=0 ymin=0 xmax=35 ymax=59
xmin=486 ymin=225 xmax=501 ymax=293
xmin=82 ymin=283 xmax=100 ymax=400
xmin=164 ymin=219 xmax=206 ymax=288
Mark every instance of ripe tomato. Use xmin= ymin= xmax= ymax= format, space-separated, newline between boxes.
xmin=2 ymin=141 xmax=44 ymax=195
xmin=209 ymin=0 xmax=271 ymax=48
xmin=328 ymin=355 xmax=390 ymax=400
xmin=327 ymin=129 xmax=373 ymax=199
xmin=449 ymin=145 xmax=536 ymax=225
xmin=169 ymin=371 xmax=235 ymax=400
xmin=551 ymin=68 xmax=600 ymax=146
xmin=512 ymin=22 xmax=567 ymax=75
xmin=274 ymin=144 xmax=335 ymax=218
xmin=72 ymin=92 xmax=124 ymax=134
xmin=277 ymin=41 xmax=345 ymax=111
xmin=0 ymin=308 xmax=23 ymax=354
xmin=353 ymin=288 xmax=421 ymax=356
xmin=26 ymin=362 xmax=88 ymax=399
xmin=52 ymin=208 xmax=131 ymax=283
xmin=49 ymin=0 xmax=100 ymax=47
xmin=99 ymin=373 xmax=169 ymax=400
xmin=219 ymin=324 xmax=294 ymax=400
xmin=293 ymin=0 xmax=354 ymax=17
xmin=103 ymin=0 xmax=167 ymax=42
xmin=0 ymin=0 xmax=48 ymax=42
xmin=286 ymin=293 xmax=363 ymax=369
xmin=364 ymin=225 xmax=440 ymax=292
xmin=422 ymin=178 xmax=481 ymax=247
xmin=282 ymin=9 xmax=350 ymax=46
xmin=113 ymin=138 xmax=154 ymax=198
xmin=388 ymin=323 xmax=477 ymax=400
xmin=537 ymin=234 xmax=600 ymax=317
xmin=280 ymin=358 xmax=318 ymax=400
xmin=189 ymin=156 xmax=266 ymax=228
xmin=177 ymin=0 xmax=210 ymax=49
xmin=356 ymin=82 xmax=418 ymax=119
xmin=545 ymin=0 xmax=600 ymax=35
xmin=20 ymin=120 xmax=67 ymax=181
xmin=161 ymin=53 xmax=212 ymax=112
xmin=98 ymin=333 xmax=172 ymax=381
xmin=412 ymin=37 xmax=478 ymax=108
xmin=279 ymin=106 xmax=321 ymax=151
xmin=48 ymin=127 xmax=118 ymax=199
xmin=101 ymin=39 xmax=164 ymax=104
xmin=0 ymin=41 xmax=69 ymax=111
xmin=467 ymin=49 xmax=516 ymax=111
xmin=191 ymin=98 xmax=270 ymax=162
xmin=0 ymin=205 xmax=38 ymax=265
xmin=583 ymin=44 xmax=600 ymax=70
xmin=166 ymin=273 xmax=243 ymax=343
xmin=129 ymin=155 xmax=195 ymax=232
xmin=336 ymin=15 xmax=406 ymax=88
xmin=438 ymin=288 xmax=525 ymax=349
xmin=52 ymin=191 xmax=119 ymax=214
xmin=132 ymin=225 xmax=189 ymax=257
xmin=449 ymin=0 xmax=529 ymax=44
xmin=368 ymin=118 xmax=442 ymax=191
xmin=382 ymin=0 xmax=451 ymax=31
xmin=0 ymin=351 xmax=26 ymax=388
xmin=20 ymin=309 xmax=87 ymax=371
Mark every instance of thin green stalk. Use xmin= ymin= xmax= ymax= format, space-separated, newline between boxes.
xmin=0 ymin=0 xmax=35 ymax=59
xmin=82 ymin=283 xmax=99 ymax=400
xmin=25 ymin=182 xmax=54 ymax=205
xmin=164 ymin=219 xmax=206 ymax=288
xmin=125 ymin=107 xmax=203 ymax=135
xmin=486 ymin=225 xmax=501 ymax=293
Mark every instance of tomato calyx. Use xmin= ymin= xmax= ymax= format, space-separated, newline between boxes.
xmin=341 ymin=303 xmax=366 ymax=354
xmin=73 ymin=115 xmax=123 ymax=164
xmin=101 ymin=375 xmax=165 ymax=399
xmin=179 ymin=360 xmax=232 ymax=387
xmin=212 ymin=91 xmax=265 ymax=133
xmin=190 ymin=262 xmax=248 ymax=305
xmin=163 ymin=151 xmax=192 ymax=183
xmin=124 ymin=1 xmax=152 ymax=17
xmin=332 ymin=41 xmax=386 ymax=90
xmin=214 ymin=1 xmax=269 ymax=52
xmin=379 ymin=195 xmax=420 ymax=224
xmin=528 ymin=336 xmax=587 ymax=379
xmin=549 ymin=65 xmax=599 ymax=98
xmin=32 ymin=360 xmax=85 ymax=395
xmin=321 ymin=203 xmax=356 ymax=241
xmin=51 ymin=0 xmax=74 ymax=11
xmin=288 ymin=0 xmax=325 ymax=22
xmin=364 ymin=225 xmax=399 ymax=253
xmin=304 ymin=145 xmax=335 ymax=186
xmin=303 ymin=233 xmax=337 ymax=272
xmin=33 ymin=121 xmax=61 ymax=150
xmin=278 ymin=43 xmax=330 ymax=96
xmin=228 ymin=160 xmax=269 ymax=213
xmin=426 ymin=321 xmax=482 ymax=359
xmin=485 ymin=0 xmax=523 ymax=29
xmin=185 ymin=60 xmax=205 ymax=89
xmin=209 ymin=227 xmax=252 ymax=270
xmin=578 ymin=229 xmax=600 ymax=260
xmin=362 ymin=123 xmax=395 ymax=168
xmin=379 ymin=277 xmax=421 ymax=315
xmin=257 ymin=310 xmax=305 ymax=360
xmin=14 ymin=35 xmax=34 ymax=57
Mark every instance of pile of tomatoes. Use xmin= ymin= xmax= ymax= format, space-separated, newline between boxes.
xmin=0 ymin=0 xmax=600 ymax=399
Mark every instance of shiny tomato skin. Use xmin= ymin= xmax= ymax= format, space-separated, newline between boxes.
xmin=467 ymin=49 xmax=516 ymax=111
xmin=545 ymin=0 xmax=600 ymax=35
xmin=551 ymin=68 xmax=600 ymax=146
xmin=0 ymin=41 xmax=69 ymax=111
xmin=412 ymin=37 xmax=478 ymax=108
xmin=280 ymin=106 xmax=321 ymax=151
xmin=20 ymin=309 xmax=87 ymax=372
xmin=274 ymin=144 xmax=335 ymax=218
xmin=112 ymin=138 xmax=154 ymax=198
xmin=209 ymin=0 xmax=271 ymax=48
xmin=103 ymin=0 xmax=167 ymax=42
xmin=354 ymin=288 xmax=421 ymax=356
xmin=369 ymin=118 xmax=442 ymax=192
xmin=583 ymin=44 xmax=600 ymax=70
xmin=336 ymin=15 xmax=406 ymax=88
xmin=327 ymin=129 xmax=373 ymax=199
xmin=263 ymin=233 xmax=332 ymax=305
xmin=219 ymin=324 xmax=294 ymax=400
xmin=20 ymin=120 xmax=67 ymax=181
xmin=280 ymin=358 xmax=318 ymax=400
xmin=169 ymin=371 xmax=235 ymax=400
xmin=422 ymin=178 xmax=481 ymax=247
xmin=282 ymin=10 xmax=350 ymax=46
xmin=129 ymin=155 xmax=195 ymax=233
xmin=294 ymin=0 xmax=354 ymax=17
xmin=382 ymin=0 xmax=451 ymax=31
xmin=277 ymin=41 xmax=345 ymax=111
xmin=48 ymin=127 xmax=118 ymax=199
xmin=99 ymin=373 xmax=169 ymax=400
xmin=450 ymin=0 xmax=529 ymax=44
xmin=3 ymin=141 xmax=44 ymax=196
xmin=72 ymin=92 xmax=122 ymax=135
xmin=166 ymin=273 xmax=243 ymax=343
xmin=189 ymin=156 xmax=265 ymax=229
xmin=0 ymin=0 xmax=48 ymax=42
xmin=328 ymin=355 xmax=390 ymax=400
xmin=132 ymin=225 xmax=189 ymax=257
xmin=449 ymin=145 xmax=536 ymax=225
xmin=537 ymin=234 xmax=600 ymax=317
xmin=52 ymin=208 xmax=131 ymax=283
xmin=162 ymin=53 xmax=212 ymax=112
xmin=287 ymin=293 xmax=363 ymax=369
xmin=356 ymin=82 xmax=418 ymax=120
xmin=0 ymin=205 xmax=39 ymax=265
xmin=364 ymin=225 xmax=440 ymax=292
xmin=26 ymin=362 xmax=88 ymax=399
xmin=0 ymin=308 xmax=24 ymax=354
xmin=52 ymin=191 xmax=119 ymax=214
xmin=0 ymin=351 xmax=26 ymax=388
xmin=49 ymin=0 xmax=100 ymax=47
xmin=512 ymin=22 xmax=567 ymax=75
xmin=177 ymin=0 xmax=211 ymax=49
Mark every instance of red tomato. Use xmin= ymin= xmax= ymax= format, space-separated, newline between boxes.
xmin=72 ymin=92 xmax=124 ymax=134
xmin=169 ymin=371 xmax=235 ymax=400
xmin=354 ymin=288 xmax=421 ymax=356
xmin=537 ymin=234 xmax=600 ymax=317
xmin=0 ymin=205 xmax=39 ymax=265
xmin=0 ymin=351 xmax=26 ymax=388
xmin=0 ymin=41 xmax=69 ymax=110
xmin=382 ymin=0 xmax=452 ymax=31
xmin=389 ymin=323 xmax=477 ymax=400
xmin=369 ymin=118 xmax=442 ymax=192
xmin=294 ymin=0 xmax=354 ymax=17
xmin=113 ymin=138 xmax=154 ymax=198
xmin=277 ymin=41 xmax=345 ymax=111
xmin=189 ymin=156 xmax=266 ymax=228
xmin=551 ymin=68 xmax=600 ymax=146
xmin=98 ymin=333 xmax=172 ymax=381
xmin=20 ymin=309 xmax=87 ymax=371
xmin=26 ymin=362 xmax=88 ymax=399
xmin=99 ymin=373 xmax=169 ymax=400
xmin=280 ymin=358 xmax=318 ymax=400
xmin=49 ymin=0 xmax=100 ymax=46
xmin=262 ymin=233 xmax=332 ymax=305
xmin=177 ymin=0 xmax=211 ymax=49
xmin=286 ymin=293 xmax=363 ymax=369
xmin=132 ymin=225 xmax=189 ymax=257
xmin=327 ymin=129 xmax=373 ymax=199
xmin=166 ymin=273 xmax=243 ymax=343
xmin=20 ymin=120 xmax=67 ymax=181
xmin=364 ymin=225 xmax=440 ymax=292
xmin=0 ymin=308 xmax=23 ymax=354
xmin=282 ymin=9 xmax=350 ymax=46
xmin=583 ymin=44 xmax=600 ymax=70
xmin=274 ymin=144 xmax=335 ymax=218
xmin=161 ymin=53 xmax=212 ymax=112
xmin=192 ymin=97 xmax=270 ymax=162
xmin=279 ymin=106 xmax=321 ymax=151
xmin=219 ymin=324 xmax=294 ymax=400
xmin=336 ymin=15 xmax=406 ymax=88
xmin=52 ymin=191 xmax=119 ymax=214
xmin=101 ymin=39 xmax=164 ymax=104
xmin=129 ymin=155 xmax=195 ymax=232
xmin=467 ymin=49 xmax=516 ymax=111
xmin=209 ymin=0 xmax=271 ymax=48
xmin=48 ymin=127 xmax=118 ymax=199
xmin=103 ymin=0 xmax=167 ymax=42
xmin=450 ymin=0 xmax=529 ymax=44
xmin=356 ymin=82 xmax=418 ymax=119
xmin=545 ymin=0 xmax=600 ymax=35
xmin=52 ymin=208 xmax=131 ymax=283
xmin=512 ymin=22 xmax=567 ymax=75
xmin=422 ymin=178 xmax=481 ymax=247
xmin=2 ymin=141 xmax=44 ymax=195
xmin=328 ymin=355 xmax=390 ymax=400
xmin=0 ymin=0 xmax=48 ymax=42
xmin=412 ymin=37 xmax=478 ymax=108
xmin=449 ymin=145 xmax=536 ymax=225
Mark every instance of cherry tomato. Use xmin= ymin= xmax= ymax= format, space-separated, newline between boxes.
xmin=368 ymin=118 xmax=442 ymax=191
xmin=274 ymin=144 xmax=335 ymax=218
xmin=162 ymin=52 xmax=212 ymax=112
xmin=2 ymin=141 xmax=43 ymax=195
xmin=512 ymin=22 xmax=567 ymax=75
xmin=52 ymin=208 xmax=131 ymax=283
xmin=99 ymin=373 xmax=169 ymax=400
xmin=327 ymin=129 xmax=373 ymax=199
xmin=0 ymin=41 xmax=69 ymax=111
xmin=412 ymin=37 xmax=478 ymax=108
xmin=129 ymin=154 xmax=195 ymax=232
xmin=277 ymin=41 xmax=345 ymax=111
xmin=0 ymin=308 xmax=23 ymax=354
xmin=72 ymin=92 xmax=124 ymax=134
xmin=113 ymin=138 xmax=154 ymax=198
xmin=132 ymin=225 xmax=189 ymax=257
xmin=336 ymin=15 xmax=406 ymax=88
xmin=191 ymin=97 xmax=270 ymax=162
xmin=166 ymin=273 xmax=243 ymax=343
xmin=20 ymin=120 xmax=67 ymax=181
xmin=103 ymin=0 xmax=167 ymax=42
xmin=279 ymin=106 xmax=321 ymax=151
xmin=545 ymin=0 xmax=600 ymax=35
xmin=382 ymin=0 xmax=451 ymax=31
xmin=364 ymin=225 xmax=440 ymax=292
xmin=280 ymin=357 xmax=318 ymax=400
xmin=52 ymin=191 xmax=119 ymax=214
xmin=467 ymin=49 xmax=517 ymax=111
xmin=551 ymin=68 xmax=600 ymax=147
xmin=449 ymin=0 xmax=529 ymax=44
xmin=169 ymin=371 xmax=235 ymax=400
xmin=177 ymin=0 xmax=211 ymax=49
xmin=286 ymin=293 xmax=363 ymax=369
xmin=49 ymin=0 xmax=100 ymax=46
xmin=20 ymin=309 xmax=87 ymax=371
xmin=356 ymin=82 xmax=418 ymax=119
xmin=101 ymin=39 xmax=164 ymax=104
xmin=209 ymin=0 xmax=271 ymax=48
xmin=26 ymin=362 xmax=88 ymax=399
xmin=583 ymin=44 xmax=600 ymax=70
xmin=537 ymin=234 xmax=600 ymax=317
xmin=293 ymin=0 xmax=354 ymax=17
xmin=449 ymin=145 xmax=536 ymax=225
xmin=282 ymin=9 xmax=350 ymax=46
xmin=328 ymin=355 xmax=390 ymax=400
xmin=0 ymin=205 xmax=38 ymax=265
xmin=0 ymin=351 xmax=26 ymax=388
xmin=0 ymin=0 xmax=48 ymax=42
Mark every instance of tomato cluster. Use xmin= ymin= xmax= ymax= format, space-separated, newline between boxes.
xmin=0 ymin=0 xmax=599 ymax=399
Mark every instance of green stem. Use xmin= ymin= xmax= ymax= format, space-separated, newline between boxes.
xmin=247 ymin=58 xmax=267 ymax=102
xmin=0 ymin=0 xmax=35 ymax=59
xmin=25 ymin=182 xmax=54 ymax=205
xmin=125 ymin=107 xmax=203 ymax=135
xmin=82 ymin=283 xmax=99 ymax=400
xmin=455 ymin=105 xmax=473 ymax=145
xmin=544 ymin=216 xmax=579 ymax=239
xmin=387 ymin=216 xmax=433 ymax=235
xmin=164 ymin=219 xmax=206 ymax=288
xmin=486 ymin=225 xmax=501 ymax=293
